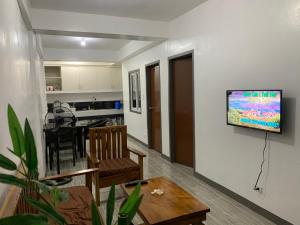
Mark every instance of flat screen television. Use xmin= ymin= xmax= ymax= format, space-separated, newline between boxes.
xmin=227 ymin=90 xmax=282 ymax=133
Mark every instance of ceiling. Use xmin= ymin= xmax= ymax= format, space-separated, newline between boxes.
xmin=41 ymin=35 xmax=131 ymax=50
xmin=29 ymin=0 xmax=207 ymax=21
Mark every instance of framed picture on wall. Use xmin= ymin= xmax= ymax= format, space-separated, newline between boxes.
xmin=129 ymin=69 xmax=141 ymax=113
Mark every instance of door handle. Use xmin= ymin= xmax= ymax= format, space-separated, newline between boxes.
xmin=149 ymin=107 xmax=153 ymax=110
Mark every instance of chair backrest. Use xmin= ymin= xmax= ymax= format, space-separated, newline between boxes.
xmin=89 ymin=125 xmax=128 ymax=161
xmin=57 ymin=126 xmax=74 ymax=143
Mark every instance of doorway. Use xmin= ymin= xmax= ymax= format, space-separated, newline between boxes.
xmin=169 ymin=51 xmax=194 ymax=168
xmin=146 ymin=61 xmax=162 ymax=152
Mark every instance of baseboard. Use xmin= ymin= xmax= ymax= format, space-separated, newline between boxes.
xmin=161 ymin=154 xmax=171 ymax=162
xmin=194 ymin=172 xmax=293 ymax=225
xmin=127 ymin=133 xmax=148 ymax=148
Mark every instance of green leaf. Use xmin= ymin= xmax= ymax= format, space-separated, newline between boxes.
xmin=7 ymin=147 xmax=27 ymax=164
xmin=0 ymin=214 xmax=48 ymax=225
xmin=57 ymin=189 xmax=69 ymax=202
xmin=50 ymin=187 xmax=60 ymax=206
xmin=0 ymin=173 xmax=26 ymax=188
xmin=92 ymin=201 xmax=102 ymax=225
xmin=0 ymin=154 xmax=17 ymax=171
xmin=32 ymin=180 xmax=52 ymax=194
xmin=50 ymin=187 xmax=69 ymax=207
xmin=24 ymin=119 xmax=38 ymax=172
xmin=117 ymin=214 xmax=128 ymax=225
xmin=106 ymin=184 xmax=115 ymax=225
xmin=119 ymin=182 xmax=141 ymax=214
xmin=25 ymin=197 xmax=66 ymax=225
xmin=7 ymin=104 xmax=25 ymax=157
xmin=126 ymin=195 xmax=143 ymax=225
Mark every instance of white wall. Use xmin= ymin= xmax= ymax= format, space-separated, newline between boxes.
xmin=122 ymin=0 xmax=300 ymax=224
xmin=0 ymin=0 xmax=46 ymax=204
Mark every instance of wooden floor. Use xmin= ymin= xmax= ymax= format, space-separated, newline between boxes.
xmin=46 ymin=137 xmax=275 ymax=225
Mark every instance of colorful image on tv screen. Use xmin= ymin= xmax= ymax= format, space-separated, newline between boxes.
xmin=227 ymin=90 xmax=281 ymax=133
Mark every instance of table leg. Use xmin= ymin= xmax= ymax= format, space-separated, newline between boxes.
xmin=49 ymin=146 xmax=53 ymax=170
xmin=45 ymin=142 xmax=48 ymax=165
xmin=77 ymin=128 xmax=83 ymax=157
xmin=83 ymin=128 xmax=87 ymax=157
xmin=56 ymin=140 xmax=60 ymax=174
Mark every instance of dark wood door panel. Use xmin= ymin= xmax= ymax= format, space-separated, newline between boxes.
xmin=172 ymin=56 xmax=193 ymax=167
xmin=147 ymin=63 xmax=162 ymax=153
xmin=150 ymin=65 xmax=162 ymax=152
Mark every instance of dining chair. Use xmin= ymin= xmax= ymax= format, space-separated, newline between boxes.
xmin=49 ymin=126 xmax=77 ymax=174
xmin=82 ymin=118 xmax=113 ymax=154
xmin=87 ymin=125 xmax=146 ymax=205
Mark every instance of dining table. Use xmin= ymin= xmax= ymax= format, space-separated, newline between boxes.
xmin=44 ymin=119 xmax=103 ymax=170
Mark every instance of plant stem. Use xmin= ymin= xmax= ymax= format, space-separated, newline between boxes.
xmin=16 ymin=169 xmax=27 ymax=177
xmin=20 ymin=159 xmax=28 ymax=177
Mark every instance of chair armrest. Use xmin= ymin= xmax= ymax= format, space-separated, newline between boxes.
xmin=128 ymin=147 xmax=145 ymax=180
xmin=39 ymin=168 xmax=99 ymax=181
xmin=127 ymin=147 xmax=146 ymax=157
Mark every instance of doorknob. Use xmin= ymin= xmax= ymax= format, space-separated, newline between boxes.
xmin=149 ymin=107 xmax=153 ymax=110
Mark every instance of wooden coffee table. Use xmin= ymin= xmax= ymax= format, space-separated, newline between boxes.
xmin=121 ymin=176 xmax=210 ymax=225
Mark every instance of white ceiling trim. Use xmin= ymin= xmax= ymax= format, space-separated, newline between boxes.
xmin=29 ymin=0 xmax=207 ymax=22
xmin=41 ymin=35 xmax=130 ymax=50
xmin=118 ymin=40 xmax=162 ymax=62
xmin=42 ymin=40 xmax=162 ymax=63
xmin=44 ymin=61 xmax=119 ymax=67
xmin=31 ymin=8 xmax=168 ymax=62
xmin=17 ymin=0 xmax=32 ymax=30
xmin=34 ymin=29 xmax=165 ymax=42
xmin=43 ymin=48 xmax=119 ymax=62
xmin=31 ymin=9 xmax=169 ymax=41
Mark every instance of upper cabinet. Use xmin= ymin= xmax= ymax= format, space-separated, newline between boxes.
xmin=74 ymin=66 xmax=122 ymax=91
xmin=61 ymin=66 xmax=80 ymax=91
xmin=45 ymin=66 xmax=62 ymax=91
xmin=45 ymin=64 xmax=122 ymax=92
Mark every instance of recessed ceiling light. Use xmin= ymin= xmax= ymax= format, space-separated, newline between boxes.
xmin=80 ymin=38 xmax=86 ymax=47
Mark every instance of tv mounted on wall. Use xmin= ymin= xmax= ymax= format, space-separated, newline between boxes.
xmin=226 ymin=90 xmax=282 ymax=134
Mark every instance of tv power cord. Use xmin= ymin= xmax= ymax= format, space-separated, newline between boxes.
xmin=254 ymin=132 xmax=268 ymax=192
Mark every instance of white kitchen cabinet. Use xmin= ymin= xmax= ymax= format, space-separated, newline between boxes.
xmin=60 ymin=65 xmax=122 ymax=91
xmin=61 ymin=66 xmax=80 ymax=91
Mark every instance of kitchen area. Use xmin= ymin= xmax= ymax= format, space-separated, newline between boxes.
xmin=45 ymin=61 xmax=123 ymax=122
xmin=44 ymin=60 xmax=124 ymax=174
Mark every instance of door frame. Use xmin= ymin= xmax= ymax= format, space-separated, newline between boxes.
xmin=145 ymin=60 xmax=162 ymax=151
xmin=168 ymin=50 xmax=195 ymax=169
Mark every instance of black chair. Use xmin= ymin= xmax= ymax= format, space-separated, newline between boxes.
xmin=45 ymin=128 xmax=57 ymax=168
xmin=83 ymin=119 xmax=113 ymax=154
xmin=49 ymin=126 xmax=77 ymax=174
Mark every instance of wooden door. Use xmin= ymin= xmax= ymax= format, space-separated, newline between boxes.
xmin=171 ymin=55 xmax=194 ymax=167
xmin=147 ymin=64 xmax=162 ymax=152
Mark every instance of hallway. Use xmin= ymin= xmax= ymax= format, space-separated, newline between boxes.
xmin=47 ymin=137 xmax=275 ymax=225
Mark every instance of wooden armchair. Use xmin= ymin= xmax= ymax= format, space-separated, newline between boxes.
xmin=87 ymin=125 xmax=146 ymax=206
